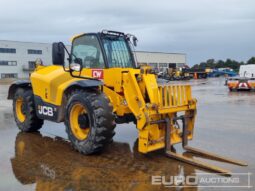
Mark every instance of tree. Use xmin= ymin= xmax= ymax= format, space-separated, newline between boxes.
xmin=192 ymin=64 xmax=199 ymax=69
xmin=192 ymin=56 xmax=255 ymax=70
xmin=247 ymin=57 xmax=255 ymax=64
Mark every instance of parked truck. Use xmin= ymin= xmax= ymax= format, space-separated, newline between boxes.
xmin=227 ymin=64 xmax=255 ymax=91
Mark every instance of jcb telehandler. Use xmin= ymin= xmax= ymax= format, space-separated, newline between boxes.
xmin=8 ymin=30 xmax=246 ymax=175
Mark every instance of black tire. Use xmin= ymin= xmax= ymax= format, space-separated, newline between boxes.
xmin=13 ymin=88 xmax=44 ymax=132
xmin=65 ymin=89 xmax=116 ymax=154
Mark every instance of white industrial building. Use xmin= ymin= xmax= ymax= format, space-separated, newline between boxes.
xmin=0 ymin=40 xmax=53 ymax=79
xmin=135 ymin=51 xmax=186 ymax=71
xmin=0 ymin=40 xmax=186 ymax=79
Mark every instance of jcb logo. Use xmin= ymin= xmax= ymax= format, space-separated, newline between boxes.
xmin=92 ymin=69 xmax=103 ymax=79
xmin=38 ymin=105 xmax=54 ymax=117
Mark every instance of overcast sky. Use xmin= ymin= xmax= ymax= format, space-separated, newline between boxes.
xmin=0 ymin=0 xmax=254 ymax=65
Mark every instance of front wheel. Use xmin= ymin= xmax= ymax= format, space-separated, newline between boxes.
xmin=13 ymin=88 xmax=44 ymax=132
xmin=65 ymin=89 xmax=116 ymax=154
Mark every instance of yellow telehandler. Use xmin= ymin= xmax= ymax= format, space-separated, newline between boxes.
xmin=8 ymin=30 xmax=246 ymax=175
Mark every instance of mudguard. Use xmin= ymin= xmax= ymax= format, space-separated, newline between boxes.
xmin=7 ymin=80 xmax=31 ymax=99
xmin=33 ymin=79 xmax=103 ymax=123
xmin=63 ymin=79 xmax=103 ymax=95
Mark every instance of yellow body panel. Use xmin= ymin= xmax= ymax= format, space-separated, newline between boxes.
xmin=31 ymin=64 xmax=197 ymax=153
xmin=31 ymin=66 xmax=82 ymax=105
xmin=70 ymin=33 xmax=85 ymax=42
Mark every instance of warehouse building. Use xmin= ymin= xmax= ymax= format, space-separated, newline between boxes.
xmin=135 ymin=51 xmax=186 ymax=71
xmin=0 ymin=40 xmax=186 ymax=79
xmin=0 ymin=40 xmax=53 ymax=79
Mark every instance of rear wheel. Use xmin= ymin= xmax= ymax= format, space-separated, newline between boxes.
xmin=13 ymin=88 xmax=44 ymax=132
xmin=65 ymin=89 xmax=116 ymax=154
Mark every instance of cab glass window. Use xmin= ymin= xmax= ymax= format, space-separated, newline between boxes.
xmin=72 ymin=35 xmax=105 ymax=68
xmin=102 ymin=36 xmax=133 ymax=68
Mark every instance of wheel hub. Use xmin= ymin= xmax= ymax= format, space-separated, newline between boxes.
xmin=78 ymin=114 xmax=89 ymax=129
xmin=69 ymin=103 xmax=90 ymax=140
xmin=16 ymin=98 xmax=26 ymax=122
xmin=21 ymin=103 xmax=27 ymax=115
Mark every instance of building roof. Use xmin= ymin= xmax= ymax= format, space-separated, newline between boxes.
xmin=135 ymin=50 xmax=186 ymax=55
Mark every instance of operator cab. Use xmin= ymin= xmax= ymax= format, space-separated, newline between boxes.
xmin=71 ymin=30 xmax=137 ymax=69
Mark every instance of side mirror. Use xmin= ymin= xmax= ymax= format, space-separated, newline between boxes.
xmin=52 ymin=42 xmax=65 ymax=65
xmin=69 ymin=58 xmax=83 ymax=72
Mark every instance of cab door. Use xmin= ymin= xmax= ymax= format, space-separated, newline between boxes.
xmin=72 ymin=34 xmax=105 ymax=79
